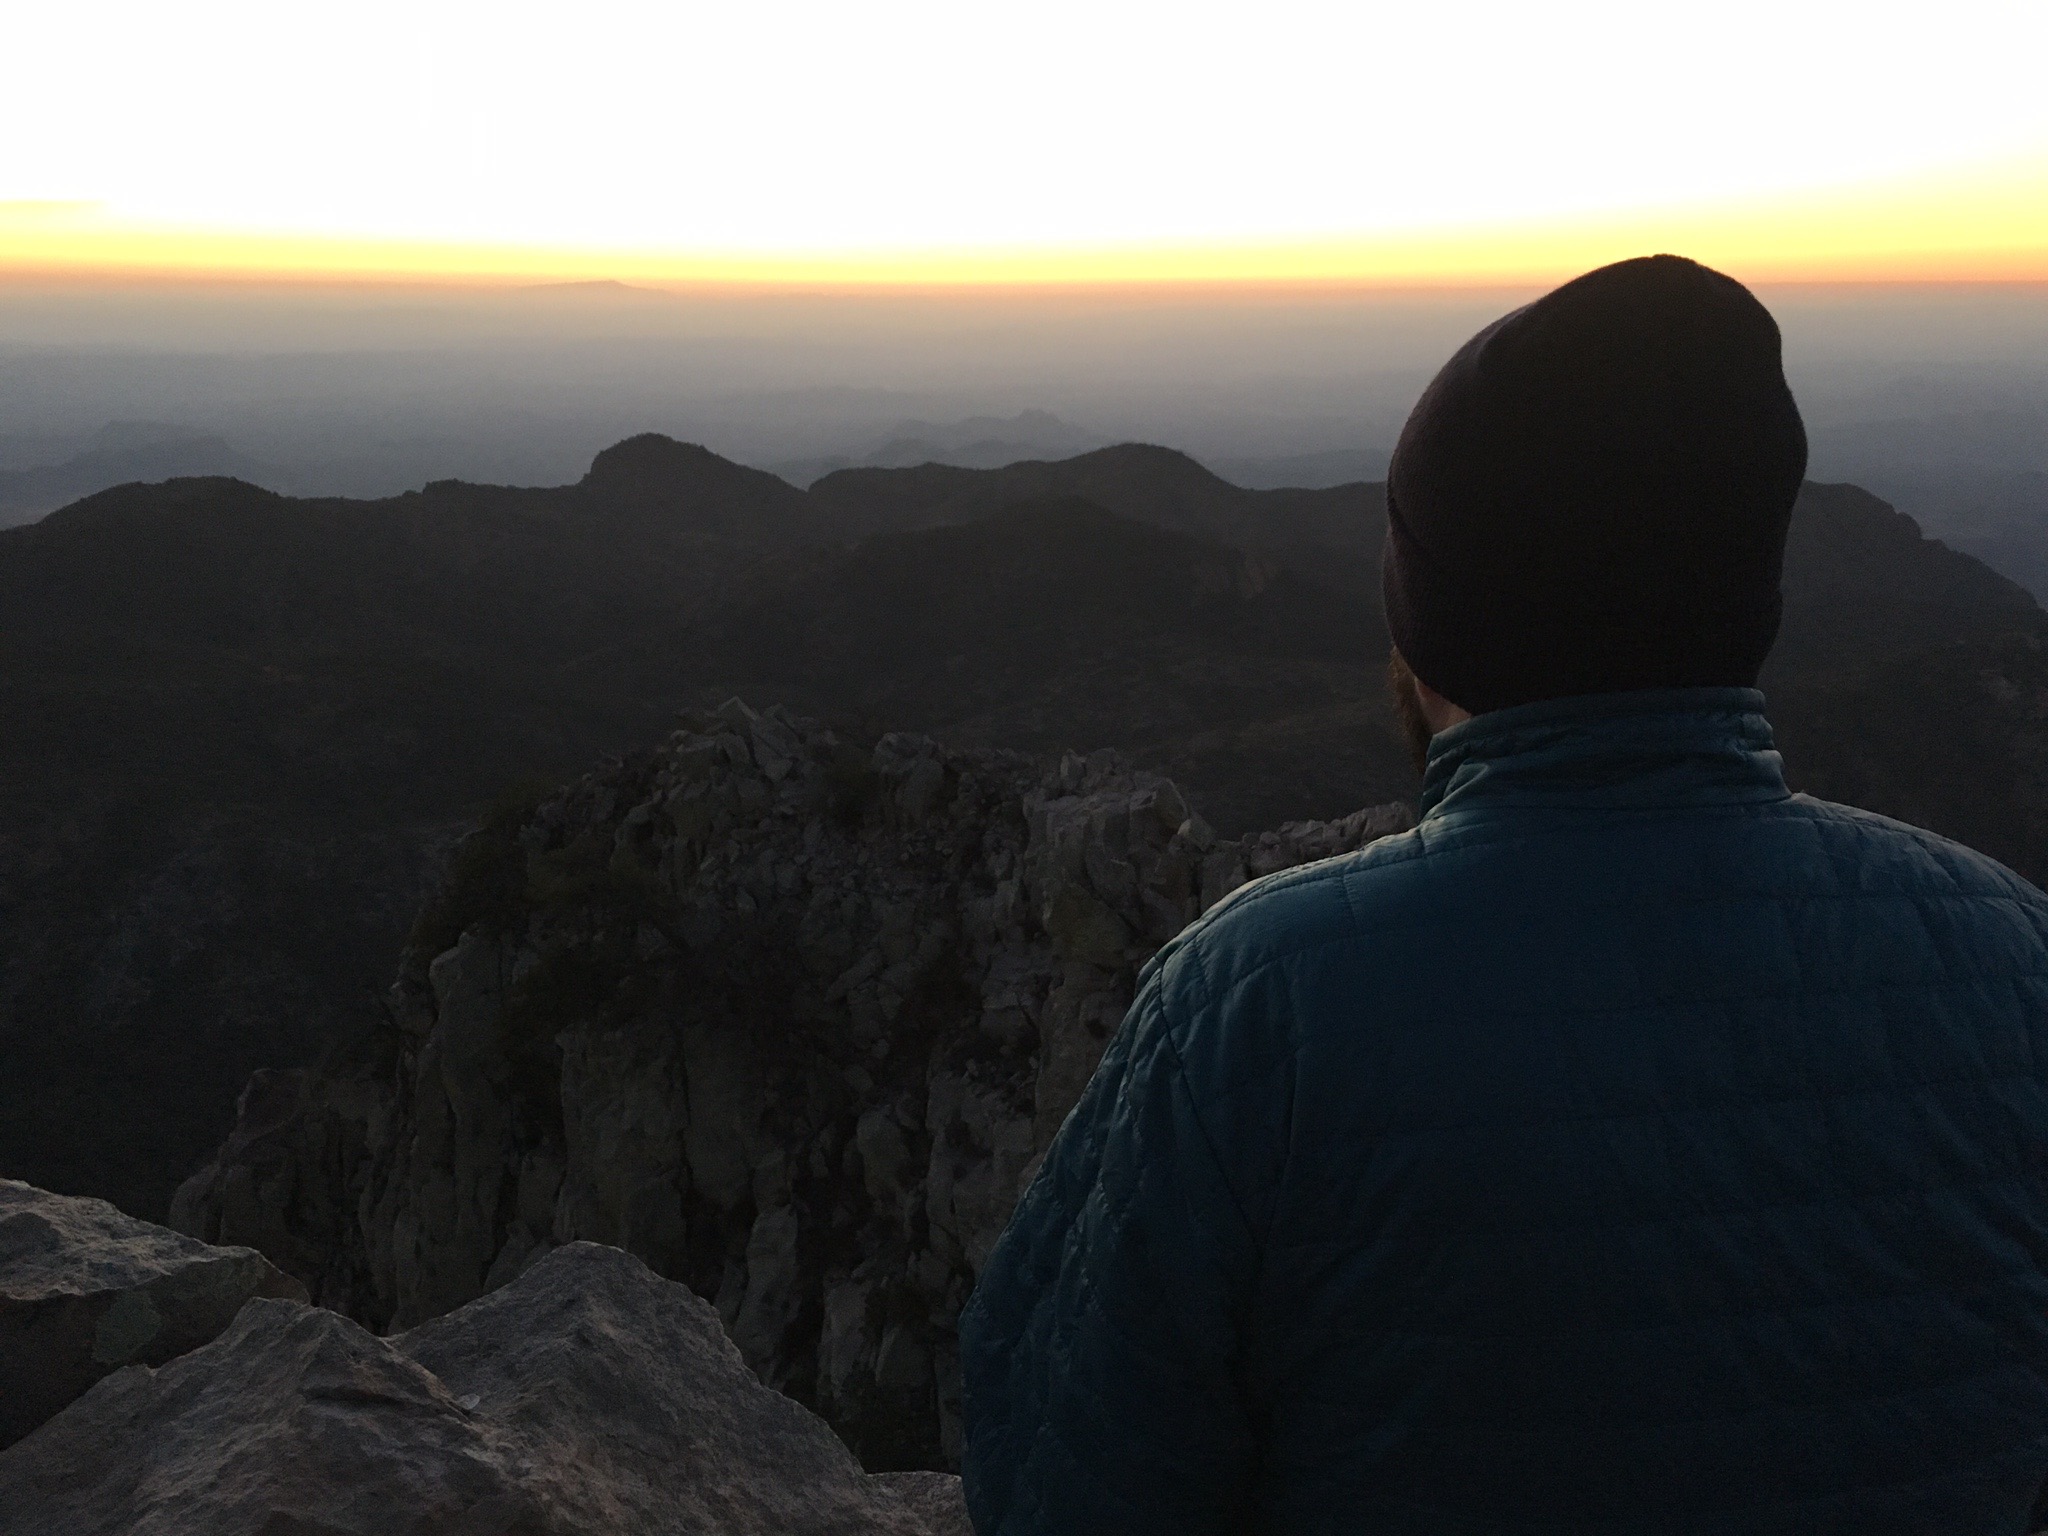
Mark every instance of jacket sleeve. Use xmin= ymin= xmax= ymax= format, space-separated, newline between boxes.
xmin=959 ymin=963 xmax=1263 ymax=1536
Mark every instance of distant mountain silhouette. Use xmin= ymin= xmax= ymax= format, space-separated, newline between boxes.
xmin=1944 ymin=470 xmax=2048 ymax=601
xmin=1835 ymin=465 xmax=2048 ymax=603
xmin=0 ymin=428 xmax=265 ymax=527
xmin=572 ymin=433 xmax=821 ymax=544
xmin=1203 ymin=446 xmax=1390 ymax=490
xmin=1808 ymin=407 xmax=2048 ymax=601
xmin=2 ymin=434 xmax=2044 ymax=1221
xmin=808 ymin=443 xmax=1373 ymax=582
xmin=769 ymin=409 xmax=1104 ymax=486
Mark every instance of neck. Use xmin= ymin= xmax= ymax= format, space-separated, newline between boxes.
xmin=1415 ymin=675 xmax=1471 ymax=737
xmin=1417 ymin=687 xmax=1788 ymax=821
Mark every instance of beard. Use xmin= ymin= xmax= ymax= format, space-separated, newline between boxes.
xmin=1387 ymin=649 xmax=1435 ymax=778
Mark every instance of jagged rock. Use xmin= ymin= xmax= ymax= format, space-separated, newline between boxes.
xmin=870 ymin=1472 xmax=971 ymax=1535
xmin=0 ymin=1241 xmax=966 ymax=1535
xmin=173 ymin=704 xmax=1413 ymax=1467
xmin=0 ymin=1179 xmax=305 ymax=1449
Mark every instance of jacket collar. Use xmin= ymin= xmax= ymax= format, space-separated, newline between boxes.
xmin=1417 ymin=687 xmax=1790 ymax=822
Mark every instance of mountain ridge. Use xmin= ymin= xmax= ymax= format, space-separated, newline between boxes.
xmin=0 ymin=431 xmax=267 ymax=529
xmin=3 ymin=434 xmax=2044 ymax=1221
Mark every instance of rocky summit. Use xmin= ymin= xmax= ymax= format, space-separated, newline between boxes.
xmin=172 ymin=699 xmax=1411 ymax=1468
xmin=0 ymin=1179 xmax=304 ymax=1449
xmin=0 ymin=1235 xmax=969 ymax=1535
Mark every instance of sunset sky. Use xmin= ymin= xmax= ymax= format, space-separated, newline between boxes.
xmin=7 ymin=0 xmax=2048 ymax=286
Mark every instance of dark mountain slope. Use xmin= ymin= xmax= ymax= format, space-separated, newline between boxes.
xmin=695 ymin=498 xmax=1400 ymax=833
xmin=808 ymin=444 xmax=1245 ymax=534
xmin=809 ymin=443 xmax=1378 ymax=586
xmin=3 ymin=439 xmax=2046 ymax=1221
xmin=0 ymin=431 xmax=262 ymax=529
xmin=573 ymin=433 xmax=824 ymax=546
xmin=1763 ymin=483 xmax=2048 ymax=873
xmin=0 ymin=448 xmax=819 ymax=1217
xmin=1771 ymin=481 xmax=2044 ymax=669
xmin=15 ymin=446 xmax=806 ymax=648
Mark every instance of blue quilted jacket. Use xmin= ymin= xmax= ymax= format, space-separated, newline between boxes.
xmin=960 ymin=689 xmax=2048 ymax=1534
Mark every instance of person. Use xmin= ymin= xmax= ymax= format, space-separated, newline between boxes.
xmin=958 ymin=255 xmax=2048 ymax=1534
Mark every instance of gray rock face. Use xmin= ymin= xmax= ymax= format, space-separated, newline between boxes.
xmin=173 ymin=703 xmax=1411 ymax=1466
xmin=0 ymin=1241 xmax=967 ymax=1536
xmin=0 ymin=1179 xmax=305 ymax=1449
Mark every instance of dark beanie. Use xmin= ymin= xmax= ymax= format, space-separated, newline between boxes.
xmin=1382 ymin=254 xmax=1807 ymax=715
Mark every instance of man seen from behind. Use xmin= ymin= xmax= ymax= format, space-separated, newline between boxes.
xmin=960 ymin=255 xmax=2048 ymax=1534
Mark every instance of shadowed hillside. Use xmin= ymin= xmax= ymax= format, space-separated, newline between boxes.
xmin=2 ymin=438 xmax=2043 ymax=1217
xmin=808 ymin=444 xmax=1378 ymax=588
xmin=690 ymin=497 xmax=1394 ymax=834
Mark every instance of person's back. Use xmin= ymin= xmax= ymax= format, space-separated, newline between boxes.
xmin=960 ymin=257 xmax=2048 ymax=1532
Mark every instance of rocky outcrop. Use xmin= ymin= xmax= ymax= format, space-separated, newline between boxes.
xmin=172 ymin=702 xmax=1411 ymax=1466
xmin=0 ymin=1239 xmax=968 ymax=1535
xmin=0 ymin=1178 xmax=305 ymax=1449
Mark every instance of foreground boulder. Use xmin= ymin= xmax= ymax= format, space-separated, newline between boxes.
xmin=0 ymin=1240 xmax=966 ymax=1535
xmin=0 ymin=1179 xmax=304 ymax=1449
xmin=174 ymin=702 xmax=1412 ymax=1464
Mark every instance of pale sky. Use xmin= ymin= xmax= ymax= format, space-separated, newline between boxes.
xmin=7 ymin=0 xmax=2048 ymax=281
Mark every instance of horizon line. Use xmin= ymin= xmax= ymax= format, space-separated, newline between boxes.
xmin=9 ymin=268 xmax=2048 ymax=296
xmin=7 ymin=174 xmax=2048 ymax=293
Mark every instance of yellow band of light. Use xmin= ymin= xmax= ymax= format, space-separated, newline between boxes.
xmin=4 ymin=158 xmax=2045 ymax=290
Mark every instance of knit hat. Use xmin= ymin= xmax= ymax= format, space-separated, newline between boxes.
xmin=1381 ymin=254 xmax=1808 ymax=715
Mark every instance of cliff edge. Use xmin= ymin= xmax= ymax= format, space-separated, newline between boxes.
xmin=172 ymin=700 xmax=1411 ymax=1467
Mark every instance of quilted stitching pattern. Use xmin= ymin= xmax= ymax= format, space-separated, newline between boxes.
xmin=962 ymin=690 xmax=2048 ymax=1535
